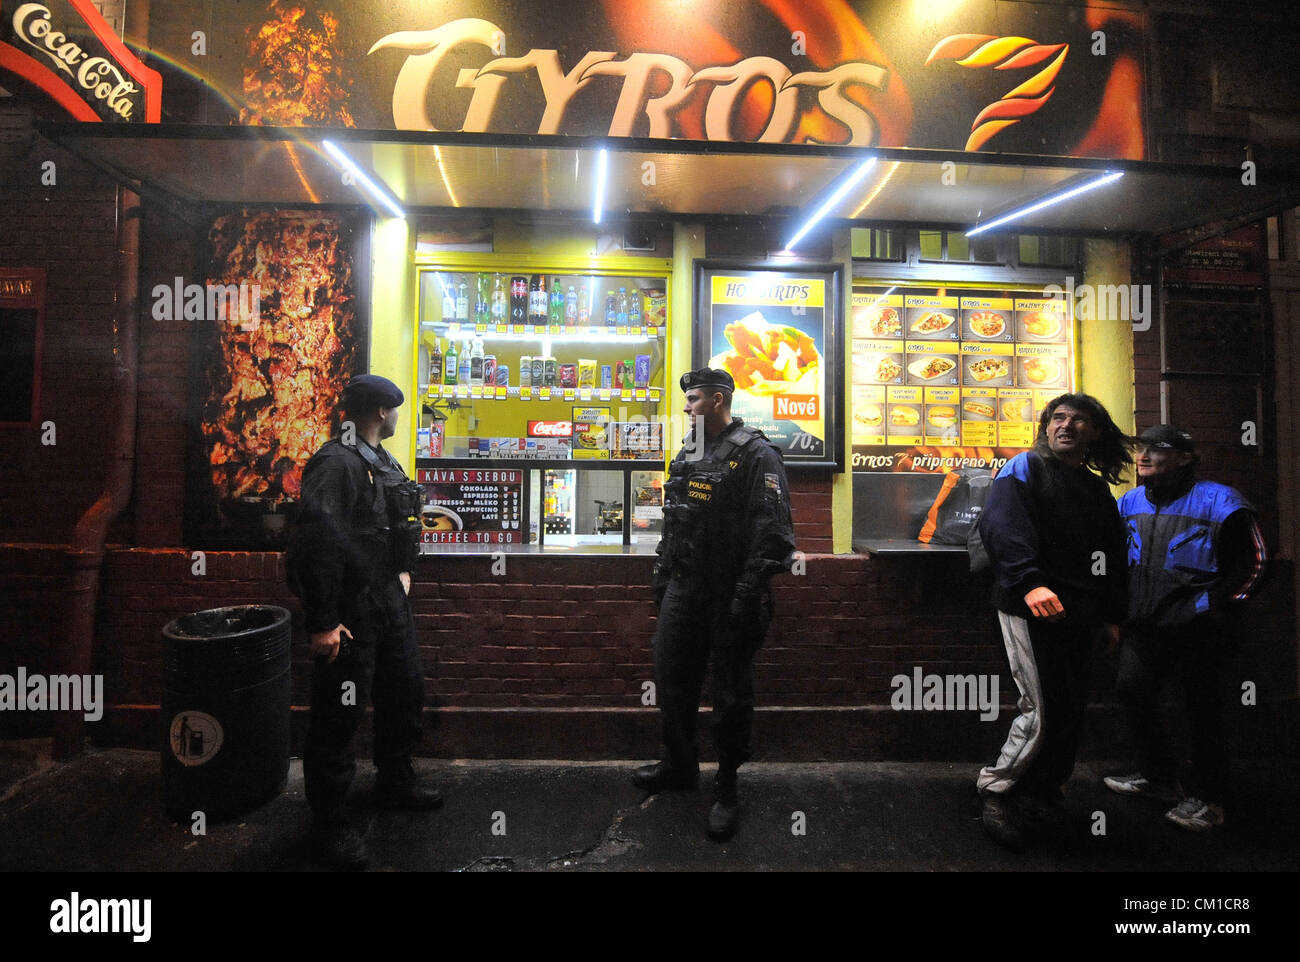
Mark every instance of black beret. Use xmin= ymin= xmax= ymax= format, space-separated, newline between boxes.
xmin=680 ymin=367 xmax=735 ymax=393
xmin=1138 ymin=424 xmax=1194 ymax=452
xmin=342 ymin=374 xmax=404 ymax=410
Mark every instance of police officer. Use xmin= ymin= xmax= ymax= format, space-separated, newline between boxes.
xmin=289 ymin=374 xmax=439 ymax=869
xmin=632 ymin=367 xmax=796 ymax=840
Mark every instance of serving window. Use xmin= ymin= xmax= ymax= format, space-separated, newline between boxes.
xmin=412 ymin=257 xmax=672 ymax=553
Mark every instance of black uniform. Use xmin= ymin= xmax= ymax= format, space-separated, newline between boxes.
xmin=290 ymin=436 xmax=424 ymax=824
xmin=651 ymin=418 xmax=796 ymax=775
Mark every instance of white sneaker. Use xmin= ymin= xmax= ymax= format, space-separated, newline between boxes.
xmin=1164 ymin=797 xmax=1225 ymax=832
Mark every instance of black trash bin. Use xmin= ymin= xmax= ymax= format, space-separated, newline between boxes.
xmin=161 ymin=605 xmax=291 ymax=821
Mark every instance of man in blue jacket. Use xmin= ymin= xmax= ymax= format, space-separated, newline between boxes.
xmin=1104 ymin=425 xmax=1267 ymax=832
xmin=975 ymin=393 xmax=1130 ymax=849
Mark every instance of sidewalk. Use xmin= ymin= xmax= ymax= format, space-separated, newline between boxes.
xmin=2 ymin=738 xmax=1297 ymax=872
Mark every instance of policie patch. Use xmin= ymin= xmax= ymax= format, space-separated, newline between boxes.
xmin=687 ymin=478 xmax=714 ymax=501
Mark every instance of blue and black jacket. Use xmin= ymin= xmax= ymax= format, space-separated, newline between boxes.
xmin=978 ymin=450 xmax=1128 ymax=624
xmin=1119 ymin=477 xmax=1267 ymax=630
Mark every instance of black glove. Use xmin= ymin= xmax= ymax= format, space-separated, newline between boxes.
xmin=652 ymin=564 xmax=669 ymax=608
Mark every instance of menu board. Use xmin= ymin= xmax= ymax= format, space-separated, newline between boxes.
xmin=850 ymin=287 xmax=1073 ymax=473
xmin=695 ymin=263 xmax=843 ymax=469
xmin=417 ymin=468 xmax=523 ymax=543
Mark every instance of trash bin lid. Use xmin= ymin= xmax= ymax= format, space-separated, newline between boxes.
xmin=163 ymin=605 xmax=289 ymax=642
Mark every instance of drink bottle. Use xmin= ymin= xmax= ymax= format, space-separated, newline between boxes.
xmin=428 ymin=338 xmax=443 ymax=387
xmin=549 ymin=279 xmax=564 ymax=326
xmin=605 ymin=290 xmax=617 ymax=327
xmin=456 ymin=281 xmax=469 ymax=322
xmin=491 ymin=274 xmax=507 ymax=320
xmin=565 ymin=286 xmax=578 ymax=324
xmin=628 ymin=289 xmax=642 ymax=328
xmin=475 ymin=273 xmax=490 ymax=325
xmin=510 ymin=276 xmax=527 ymax=324
xmin=616 ymin=287 xmax=629 ymax=327
xmin=443 ymin=339 xmax=458 ymax=385
xmin=470 ymin=337 xmax=485 ymax=386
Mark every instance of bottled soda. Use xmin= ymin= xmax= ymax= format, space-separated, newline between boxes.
xmin=565 ymin=285 xmax=578 ymax=325
xmin=549 ymin=279 xmax=564 ymax=326
xmin=578 ymin=287 xmax=591 ymax=325
xmin=491 ymin=274 xmax=507 ymax=320
xmin=616 ymin=287 xmax=629 ymax=327
xmin=628 ymin=289 xmax=642 ymax=328
xmin=605 ymin=290 xmax=617 ymax=327
xmin=510 ymin=276 xmax=528 ymax=325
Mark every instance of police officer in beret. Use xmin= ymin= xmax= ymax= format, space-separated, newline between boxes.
xmin=633 ymin=367 xmax=796 ymax=840
xmin=288 ymin=374 xmax=439 ymax=869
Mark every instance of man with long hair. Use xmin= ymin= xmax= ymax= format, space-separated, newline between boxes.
xmin=974 ymin=393 xmax=1131 ymax=849
xmin=1104 ymin=425 xmax=1267 ymax=832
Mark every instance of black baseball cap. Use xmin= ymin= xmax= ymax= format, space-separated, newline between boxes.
xmin=342 ymin=374 xmax=404 ymax=410
xmin=680 ymin=367 xmax=735 ymax=393
xmin=1138 ymin=424 xmax=1195 ymax=452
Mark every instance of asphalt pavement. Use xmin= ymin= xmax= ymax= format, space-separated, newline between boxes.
xmin=2 ymin=738 xmax=1297 ymax=873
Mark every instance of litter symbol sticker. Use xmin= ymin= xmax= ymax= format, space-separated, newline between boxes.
xmin=169 ymin=711 xmax=223 ymax=767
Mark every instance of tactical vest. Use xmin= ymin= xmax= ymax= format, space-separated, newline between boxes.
xmin=350 ymin=440 xmax=424 ymax=576
xmin=660 ymin=422 xmax=765 ymax=591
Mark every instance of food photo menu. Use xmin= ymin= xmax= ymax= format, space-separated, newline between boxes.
xmin=850 ymin=287 xmax=1073 ymax=466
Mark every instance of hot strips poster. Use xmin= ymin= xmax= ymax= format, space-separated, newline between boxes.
xmin=698 ymin=266 xmax=839 ymax=467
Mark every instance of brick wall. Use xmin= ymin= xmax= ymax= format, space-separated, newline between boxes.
xmin=0 ymin=105 xmax=121 ymax=544
xmin=132 ymin=205 xmax=200 ymax=548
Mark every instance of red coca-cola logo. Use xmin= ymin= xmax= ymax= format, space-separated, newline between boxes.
xmin=528 ymin=420 xmax=573 ymax=437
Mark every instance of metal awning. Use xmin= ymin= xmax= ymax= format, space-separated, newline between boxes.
xmin=38 ymin=123 xmax=1300 ymax=239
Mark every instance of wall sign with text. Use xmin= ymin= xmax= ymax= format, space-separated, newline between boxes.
xmin=695 ymin=263 xmax=843 ymax=470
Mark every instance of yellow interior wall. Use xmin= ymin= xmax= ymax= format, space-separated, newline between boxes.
xmin=832 ymin=228 xmax=854 ymax=554
xmin=668 ymin=223 xmax=705 ymax=451
xmin=1079 ymin=238 xmax=1138 ymax=494
xmin=370 ymin=215 xmax=415 ymax=471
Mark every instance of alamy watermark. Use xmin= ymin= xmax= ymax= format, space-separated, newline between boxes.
xmin=151 ymin=276 xmax=261 ymax=328
xmin=1043 ymin=275 xmax=1152 ymax=332
xmin=0 ymin=667 xmax=103 ymax=721
xmin=891 ymin=667 xmax=1000 ymax=721
xmin=50 ymin=892 xmax=150 ymax=942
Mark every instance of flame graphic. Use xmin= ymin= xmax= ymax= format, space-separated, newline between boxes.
xmin=925 ymin=34 xmax=1069 ymax=150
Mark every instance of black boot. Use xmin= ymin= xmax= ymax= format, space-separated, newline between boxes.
xmin=981 ymin=793 xmax=1028 ymax=851
xmin=631 ymin=760 xmax=700 ymax=793
xmin=375 ymin=760 xmax=444 ymax=810
xmin=311 ymin=818 xmax=369 ymax=871
xmin=707 ymin=770 xmax=739 ymax=841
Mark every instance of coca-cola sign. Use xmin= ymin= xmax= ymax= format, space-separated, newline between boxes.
xmin=528 ymin=420 xmax=573 ymax=438
xmin=0 ymin=0 xmax=161 ymax=122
